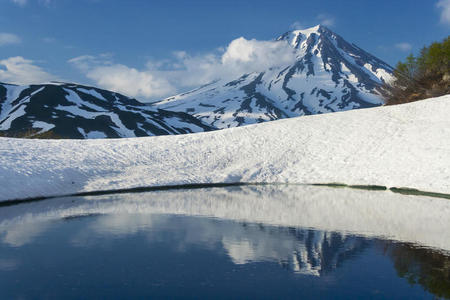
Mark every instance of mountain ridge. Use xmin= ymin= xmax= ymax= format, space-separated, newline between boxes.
xmin=0 ymin=25 xmax=394 ymax=138
xmin=155 ymin=25 xmax=394 ymax=129
xmin=0 ymin=82 xmax=214 ymax=138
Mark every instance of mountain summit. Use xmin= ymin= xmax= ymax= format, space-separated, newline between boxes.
xmin=155 ymin=25 xmax=394 ymax=129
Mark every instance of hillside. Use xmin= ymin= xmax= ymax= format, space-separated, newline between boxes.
xmin=0 ymin=82 xmax=213 ymax=138
xmin=0 ymin=94 xmax=449 ymax=202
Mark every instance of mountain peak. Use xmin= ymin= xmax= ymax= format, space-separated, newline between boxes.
xmin=277 ymin=24 xmax=336 ymax=49
xmin=292 ymin=24 xmax=323 ymax=34
xmin=156 ymin=26 xmax=394 ymax=129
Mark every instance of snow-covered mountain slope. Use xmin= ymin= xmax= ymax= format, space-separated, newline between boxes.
xmin=156 ymin=25 xmax=393 ymax=128
xmin=0 ymin=82 xmax=213 ymax=138
xmin=0 ymin=94 xmax=449 ymax=201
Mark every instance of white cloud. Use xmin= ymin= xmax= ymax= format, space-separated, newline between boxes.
xmin=437 ymin=0 xmax=450 ymax=25
xmin=69 ymin=37 xmax=296 ymax=100
xmin=0 ymin=33 xmax=21 ymax=46
xmin=290 ymin=21 xmax=306 ymax=30
xmin=395 ymin=43 xmax=413 ymax=52
xmin=68 ymin=54 xmax=112 ymax=72
xmin=317 ymin=13 xmax=335 ymax=27
xmin=11 ymin=0 xmax=52 ymax=6
xmin=85 ymin=64 xmax=175 ymax=99
xmin=12 ymin=0 xmax=27 ymax=6
xmin=0 ymin=56 xmax=56 ymax=84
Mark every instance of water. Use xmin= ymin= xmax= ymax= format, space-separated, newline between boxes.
xmin=0 ymin=185 xmax=449 ymax=299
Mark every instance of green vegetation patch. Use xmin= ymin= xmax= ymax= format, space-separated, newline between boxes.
xmin=311 ymin=183 xmax=348 ymax=188
xmin=390 ymin=187 xmax=450 ymax=200
xmin=312 ymin=183 xmax=387 ymax=191
xmin=385 ymin=36 xmax=450 ymax=105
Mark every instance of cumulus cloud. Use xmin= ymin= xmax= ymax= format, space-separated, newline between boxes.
xmin=317 ymin=13 xmax=335 ymax=27
xmin=68 ymin=53 xmax=174 ymax=99
xmin=0 ymin=56 xmax=56 ymax=84
xmin=290 ymin=21 xmax=306 ymax=30
xmin=68 ymin=54 xmax=112 ymax=72
xmin=437 ymin=0 xmax=450 ymax=24
xmin=69 ymin=37 xmax=296 ymax=100
xmin=85 ymin=64 xmax=175 ymax=99
xmin=395 ymin=43 xmax=413 ymax=52
xmin=0 ymin=33 xmax=21 ymax=46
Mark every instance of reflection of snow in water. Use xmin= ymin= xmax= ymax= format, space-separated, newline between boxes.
xmin=0 ymin=185 xmax=450 ymax=275
xmin=221 ymin=228 xmax=361 ymax=276
xmin=71 ymin=213 xmax=366 ymax=276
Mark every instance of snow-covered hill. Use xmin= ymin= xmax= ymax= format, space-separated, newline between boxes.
xmin=0 ymin=82 xmax=213 ymax=138
xmin=0 ymin=94 xmax=449 ymax=201
xmin=156 ymin=25 xmax=393 ymax=128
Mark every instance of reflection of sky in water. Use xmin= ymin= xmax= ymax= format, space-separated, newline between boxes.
xmin=0 ymin=185 xmax=449 ymax=298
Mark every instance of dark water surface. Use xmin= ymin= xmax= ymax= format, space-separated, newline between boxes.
xmin=0 ymin=186 xmax=449 ymax=299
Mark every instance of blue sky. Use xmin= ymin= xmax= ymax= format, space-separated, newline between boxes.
xmin=0 ymin=0 xmax=449 ymax=100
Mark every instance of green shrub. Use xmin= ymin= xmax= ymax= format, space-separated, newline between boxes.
xmin=385 ymin=36 xmax=450 ymax=105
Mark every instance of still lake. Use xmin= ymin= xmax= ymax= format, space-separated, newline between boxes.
xmin=0 ymin=185 xmax=449 ymax=299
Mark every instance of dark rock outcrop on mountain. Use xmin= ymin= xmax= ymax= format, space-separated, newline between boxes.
xmin=0 ymin=82 xmax=214 ymax=138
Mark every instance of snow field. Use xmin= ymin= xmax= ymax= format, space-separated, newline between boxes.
xmin=0 ymin=94 xmax=449 ymax=201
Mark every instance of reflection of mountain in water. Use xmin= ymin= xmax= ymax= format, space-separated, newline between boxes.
xmin=2 ymin=185 xmax=450 ymax=252
xmin=84 ymin=213 xmax=368 ymax=277
xmin=1 ymin=185 xmax=450 ymax=298
xmin=221 ymin=224 xmax=368 ymax=276
xmin=77 ymin=213 xmax=450 ymax=293
xmin=291 ymin=230 xmax=367 ymax=276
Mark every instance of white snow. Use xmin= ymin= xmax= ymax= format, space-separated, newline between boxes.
xmin=78 ymin=127 xmax=107 ymax=139
xmin=32 ymin=121 xmax=55 ymax=133
xmin=0 ymin=105 xmax=27 ymax=130
xmin=363 ymin=63 xmax=394 ymax=83
xmin=76 ymin=88 xmax=107 ymax=102
xmin=0 ymin=94 xmax=449 ymax=201
xmin=64 ymin=88 xmax=106 ymax=112
xmin=0 ymin=85 xmax=27 ymax=123
xmin=0 ymin=87 xmax=45 ymax=130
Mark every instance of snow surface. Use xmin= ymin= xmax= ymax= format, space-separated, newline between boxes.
xmin=0 ymin=87 xmax=45 ymax=130
xmin=76 ymin=87 xmax=107 ymax=102
xmin=78 ymin=128 xmax=107 ymax=139
xmin=32 ymin=121 xmax=55 ymax=134
xmin=0 ymin=95 xmax=449 ymax=201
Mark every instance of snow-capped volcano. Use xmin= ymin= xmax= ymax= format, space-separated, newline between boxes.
xmin=0 ymin=25 xmax=394 ymax=137
xmin=0 ymin=82 xmax=213 ymax=138
xmin=155 ymin=25 xmax=394 ymax=128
